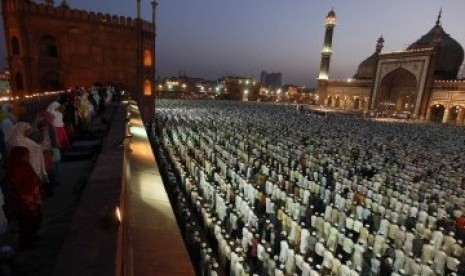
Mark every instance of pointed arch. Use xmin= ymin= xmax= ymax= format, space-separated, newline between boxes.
xmin=143 ymin=49 xmax=153 ymax=67
xmin=144 ymin=79 xmax=152 ymax=96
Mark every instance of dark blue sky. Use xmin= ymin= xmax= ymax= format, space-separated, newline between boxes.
xmin=1 ymin=0 xmax=465 ymax=87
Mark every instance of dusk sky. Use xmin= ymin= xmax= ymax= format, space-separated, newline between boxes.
xmin=1 ymin=0 xmax=465 ymax=87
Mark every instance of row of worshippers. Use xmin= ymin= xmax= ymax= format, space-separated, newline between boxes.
xmin=0 ymin=85 xmax=116 ymax=251
xmin=153 ymin=100 xmax=465 ymax=276
xmin=63 ymin=84 xmax=117 ymax=135
xmin=0 ymin=99 xmax=71 ymax=251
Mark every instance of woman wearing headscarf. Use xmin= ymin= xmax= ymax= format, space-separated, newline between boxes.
xmin=31 ymin=112 xmax=59 ymax=196
xmin=6 ymin=123 xmax=46 ymax=250
xmin=78 ymin=91 xmax=92 ymax=131
xmin=6 ymin=122 xmax=48 ymax=183
xmin=0 ymin=103 xmax=16 ymax=159
xmin=8 ymin=147 xmax=43 ymax=250
xmin=47 ymin=101 xmax=70 ymax=149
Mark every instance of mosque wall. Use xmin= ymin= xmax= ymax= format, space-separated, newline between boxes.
xmin=430 ymin=80 xmax=465 ymax=108
xmin=320 ymin=80 xmax=372 ymax=110
xmin=2 ymin=0 xmax=155 ymax=96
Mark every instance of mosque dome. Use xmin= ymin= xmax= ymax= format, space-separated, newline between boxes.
xmin=354 ymin=36 xmax=384 ymax=80
xmin=407 ymin=20 xmax=464 ymax=80
xmin=353 ymin=53 xmax=378 ymax=80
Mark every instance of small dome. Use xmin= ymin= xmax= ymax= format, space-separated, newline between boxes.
xmin=407 ymin=24 xmax=464 ymax=79
xmin=327 ymin=9 xmax=336 ymax=19
xmin=354 ymin=53 xmax=378 ymax=80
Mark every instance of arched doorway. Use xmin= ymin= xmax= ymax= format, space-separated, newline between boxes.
xmin=377 ymin=68 xmax=417 ymax=114
xmin=40 ymin=35 xmax=58 ymax=58
xmin=335 ymin=97 xmax=341 ymax=108
xmin=40 ymin=71 xmax=60 ymax=90
xmin=448 ymin=105 xmax=463 ymax=124
xmin=327 ymin=96 xmax=333 ymax=107
xmin=430 ymin=104 xmax=445 ymax=123
xmin=354 ymin=98 xmax=360 ymax=110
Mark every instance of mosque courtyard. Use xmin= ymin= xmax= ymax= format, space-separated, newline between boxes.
xmin=154 ymin=99 xmax=465 ymax=276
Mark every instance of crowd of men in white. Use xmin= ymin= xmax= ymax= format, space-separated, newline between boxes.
xmin=155 ymin=100 xmax=465 ymax=276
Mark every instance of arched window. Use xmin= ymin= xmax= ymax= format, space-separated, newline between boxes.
xmin=144 ymin=79 xmax=152 ymax=96
xmin=143 ymin=49 xmax=152 ymax=67
xmin=15 ymin=72 xmax=24 ymax=91
xmin=11 ymin=36 xmax=20 ymax=55
xmin=40 ymin=35 xmax=58 ymax=58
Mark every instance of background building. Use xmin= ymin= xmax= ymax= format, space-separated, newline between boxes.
xmin=260 ymin=71 xmax=282 ymax=89
xmin=1 ymin=0 xmax=156 ymax=99
xmin=316 ymin=10 xmax=465 ymax=125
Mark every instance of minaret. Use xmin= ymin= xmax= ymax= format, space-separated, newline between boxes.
xmin=318 ymin=9 xmax=336 ymax=80
xmin=376 ymin=36 xmax=384 ymax=53
xmin=151 ymin=1 xmax=158 ymax=81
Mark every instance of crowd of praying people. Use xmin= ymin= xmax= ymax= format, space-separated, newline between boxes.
xmin=0 ymin=84 xmax=118 ymax=253
xmin=154 ymin=100 xmax=465 ymax=276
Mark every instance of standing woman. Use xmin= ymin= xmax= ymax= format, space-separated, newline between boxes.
xmin=31 ymin=112 xmax=59 ymax=195
xmin=47 ymin=101 xmax=70 ymax=149
xmin=6 ymin=123 xmax=47 ymax=250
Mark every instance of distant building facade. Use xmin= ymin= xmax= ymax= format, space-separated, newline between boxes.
xmin=260 ymin=71 xmax=282 ymax=89
xmin=316 ymin=10 xmax=465 ymax=125
xmin=1 ymin=0 xmax=156 ymax=99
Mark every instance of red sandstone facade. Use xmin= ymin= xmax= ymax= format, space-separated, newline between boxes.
xmin=1 ymin=0 xmax=156 ymax=99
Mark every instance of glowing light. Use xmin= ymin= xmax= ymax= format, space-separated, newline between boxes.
xmin=115 ymin=206 xmax=122 ymax=223
xmin=318 ymin=73 xmax=328 ymax=80
xmin=322 ymin=47 xmax=332 ymax=54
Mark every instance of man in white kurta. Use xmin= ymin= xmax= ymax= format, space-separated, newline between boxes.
xmin=432 ymin=250 xmax=447 ymax=275
xmin=279 ymin=239 xmax=289 ymax=264
xmin=300 ymin=225 xmax=310 ymax=255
